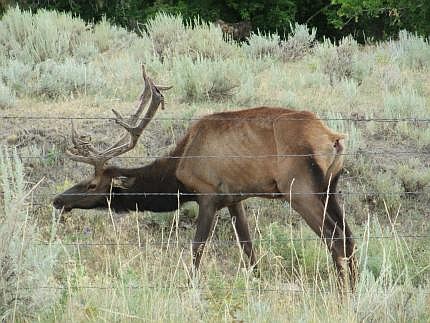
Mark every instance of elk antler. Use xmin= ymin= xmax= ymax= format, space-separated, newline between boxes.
xmin=66 ymin=64 xmax=172 ymax=171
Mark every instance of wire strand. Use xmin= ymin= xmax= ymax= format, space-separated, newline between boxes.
xmin=2 ymin=115 xmax=430 ymax=122
xmin=21 ymin=190 xmax=429 ymax=197
xmin=20 ymin=284 xmax=430 ymax=295
xmin=12 ymin=150 xmax=430 ymax=160
xmin=36 ymin=234 xmax=430 ymax=247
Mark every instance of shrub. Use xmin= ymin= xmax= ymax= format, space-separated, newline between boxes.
xmin=315 ymin=36 xmax=360 ymax=85
xmin=372 ymin=171 xmax=402 ymax=213
xmin=337 ymin=78 xmax=359 ymax=107
xmin=0 ymin=59 xmax=32 ymax=96
xmin=180 ymin=18 xmax=239 ymax=60
xmin=0 ymin=82 xmax=16 ymax=108
xmin=386 ymin=30 xmax=430 ymax=71
xmin=281 ymin=23 xmax=316 ymax=61
xmin=0 ymin=7 xmax=142 ymax=64
xmin=0 ymin=148 xmax=60 ymax=321
xmin=145 ymin=13 xmax=186 ymax=61
xmin=172 ymin=56 xmax=242 ymax=102
xmin=1 ymin=58 xmax=105 ymax=98
xmin=395 ymin=159 xmax=430 ymax=193
xmin=378 ymin=64 xmax=403 ymax=92
xmin=245 ymin=31 xmax=281 ymax=58
xmin=145 ymin=13 xmax=238 ymax=61
xmin=33 ymin=59 xmax=105 ymax=98
xmin=383 ymin=87 xmax=427 ymax=119
xmin=93 ymin=16 xmax=141 ymax=53
xmin=0 ymin=7 xmax=88 ymax=64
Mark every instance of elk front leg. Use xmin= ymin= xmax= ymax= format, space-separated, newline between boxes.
xmin=228 ymin=202 xmax=257 ymax=268
xmin=192 ymin=199 xmax=217 ymax=273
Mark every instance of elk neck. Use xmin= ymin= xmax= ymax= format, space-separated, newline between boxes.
xmin=107 ymin=157 xmax=195 ymax=213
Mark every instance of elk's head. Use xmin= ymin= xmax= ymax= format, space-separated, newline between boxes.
xmin=53 ymin=65 xmax=171 ymax=213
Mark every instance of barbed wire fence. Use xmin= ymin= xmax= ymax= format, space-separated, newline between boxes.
xmin=1 ymin=114 xmax=430 ymax=295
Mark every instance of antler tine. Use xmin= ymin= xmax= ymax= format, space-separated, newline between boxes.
xmin=155 ymin=85 xmax=173 ymax=91
xmin=65 ymin=150 xmax=106 ymax=169
xmin=66 ymin=121 xmax=107 ymax=169
xmin=126 ymin=64 xmax=153 ymax=126
xmin=70 ymin=121 xmax=98 ymax=154
xmin=64 ymin=64 xmax=171 ymax=168
xmin=108 ymin=64 xmax=152 ymax=145
xmin=99 ymin=64 xmax=171 ymax=159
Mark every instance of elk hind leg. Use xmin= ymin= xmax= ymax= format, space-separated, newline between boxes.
xmin=290 ymin=195 xmax=352 ymax=289
xmin=324 ymin=192 xmax=357 ymax=288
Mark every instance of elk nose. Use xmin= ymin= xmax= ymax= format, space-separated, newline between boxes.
xmin=53 ymin=196 xmax=64 ymax=209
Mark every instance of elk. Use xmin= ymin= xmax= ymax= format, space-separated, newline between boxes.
xmin=53 ymin=65 xmax=357 ymax=288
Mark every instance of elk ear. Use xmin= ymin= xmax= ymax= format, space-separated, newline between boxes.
xmin=112 ymin=176 xmax=136 ymax=189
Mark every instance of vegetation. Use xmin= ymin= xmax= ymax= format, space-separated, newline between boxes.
xmin=0 ymin=8 xmax=429 ymax=321
xmin=1 ymin=0 xmax=430 ymax=40
xmin=0 ymin=149 xmax=60 ymax=321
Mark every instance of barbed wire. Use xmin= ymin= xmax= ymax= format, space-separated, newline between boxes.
xmin=15 ymin=284 xmax=336 ymax=294
xmin=19 ymin=284 xmax=430 ymax=295
xmin=35 ymin=234 xmax=430 ymax=248
xmin=11 ymin=150 xmax=430 ymax=160
xmin=1 ymin=115 xmax=430 ymax=122
xmin=19 ymin=190 xmax=429 ymax=197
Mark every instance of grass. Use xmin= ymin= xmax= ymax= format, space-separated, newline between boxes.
xmin=0 ymin=7 xmax=429 ymax=322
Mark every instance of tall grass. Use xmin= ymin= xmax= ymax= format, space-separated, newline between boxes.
xmin=43 ymin=207 xmax=430 ymax=322
xmin=0 ymin=148 xmax=60 ymax=321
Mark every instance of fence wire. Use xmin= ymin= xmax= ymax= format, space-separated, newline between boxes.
xmin=12 ymin=150 xmax=430 ymax=160
xmin=19 ymin=283 xmax=430 ymax=295
xmin=2 ymin=115 xmax=430 ymax=122
xmin=36 ymin=234 xmax=430 ymax=248
xmin=13 ymin=190 xmax=429 ymax=197
xmin=24 ymin=284 xmax=306 ymax=293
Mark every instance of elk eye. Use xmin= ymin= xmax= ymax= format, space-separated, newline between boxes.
xmin=88 ymin=183 xmax=97 ymax=190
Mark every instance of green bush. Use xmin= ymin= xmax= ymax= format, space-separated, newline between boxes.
xmin=172 ymin=56 xmax=242 ymax=102
xmin=315 ymin=36 xmax=360 ymax=85
xmin=0 ymin=82 xmax=15 ymax=108
xmin=145 ymin=13 xmax=185 ymax=61
xmin=34 ymin=59 xmax=105 ymax=98
xmin=360 ymin=217 xmax=430 ymax=286
xmin=0 ymin=7 xmax=142 ymax=64
xmin=2 ymin=59 xmax=105 ymax=98
xmin=0 ymin=148 xmax=60 ymax=321
xmin=387 ymin=30 xmax=430 ymax=71
xmin=377 ymin=63 xmax=403 ymax=92
xmin=264 ymin=222 xmax=330 ymax=279
xmin=145 ymin=13 xmax=238 ymax=61
xmin=245 ymin=31 xmax=281 ymax=58
xmin=0 ymin=7 xmax=88 ymax=64
xmin=0 ymin=59 xmax=32 ymax=96
xmin=383 ymin=87 xmax=427 ymax=118
xmin=281 ymin=23 xmax=316 ymax=61
xmin=180 ymin=18 xmax=239 ymax=60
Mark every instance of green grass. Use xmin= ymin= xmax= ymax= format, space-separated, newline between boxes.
xmin=0 ymin=7 xmax=429 ymax=322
